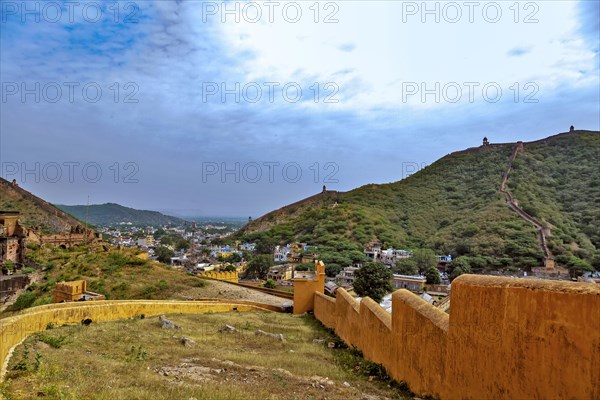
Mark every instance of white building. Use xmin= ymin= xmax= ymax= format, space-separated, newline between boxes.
xmin=335 ymin=266 xmax=360 ymax=287
xmin=274 ymin=245 xmax=291 ymax=262
xmin=379 ymin=249 xmax=413 ymax=266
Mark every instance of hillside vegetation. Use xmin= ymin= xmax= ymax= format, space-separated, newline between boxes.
xmin=238 ymin=131 xmax=600 ymax=275
xmin=1 ymin=243 xmax=293 ymax=317
xmin=0 ymin=178 xmax=81 ymax=233
xmin=55 ymin=203 xmax=188 ymax=226
xmin=1 ymin=245 xmax=206 ymax=313
xmin=508 ymin=133 xmax=600 ymax=268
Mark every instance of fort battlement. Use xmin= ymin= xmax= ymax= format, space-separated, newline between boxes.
xmin=313 ymin=274 xmax=600 ymax=399
xmin=199 ymin=270 xmax=239 ymax=283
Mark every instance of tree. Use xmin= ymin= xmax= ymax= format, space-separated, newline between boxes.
xmin=567 ymin=256 xmax=593 ymax=278
xmin=412 ymin=249 xmax=437 ymax=273
xmin=175 ymin=238 xmax=191 ymax=252
xmin=393 ymin=258 xmax=418 ymax=275
xmin=155 ymin=246 xmax=175 ymax=264
xmin=295 ymin=262 xmax=314 ymax=272
xmin=591 ymin=253 xmax=600 ymax=271
xmin=211 ymin=237 xmax=224 ymax=246
xmin=325 ymin=263 xmax=342 ymax=278
xmin=425 ymin=266 xmax=441 ymax=285
xmin=449 ymin=256 xmax=471 ymax=280
xmin=264 ymin=279 xmax=276 ymax=289
xmin=160 ymin=236 xmax=174 ymax=246
xmin=223 ymin=264 xmax=237 ymax=272
xmin=353 ymin=262 xmax=393 ymax=303
xmin=228 ymin=253 xmax=242 ymax=263
xmin=255 ymin=235 xmax=277 ymax=254
xmin=245 ymin=254 xmax=273 ymax=279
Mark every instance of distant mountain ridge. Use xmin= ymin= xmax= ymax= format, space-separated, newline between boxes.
xmin=55 ymin=203 xmax=188 ymax=226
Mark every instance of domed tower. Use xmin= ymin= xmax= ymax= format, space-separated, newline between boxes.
xmin=482 ymin=137 xmax=490 ymax=146
xmin=570 ymin=125 xmax=575 ymax=132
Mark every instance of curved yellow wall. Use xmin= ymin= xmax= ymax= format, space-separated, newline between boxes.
xmin=0 ymin=299 xmax=273 ymax=380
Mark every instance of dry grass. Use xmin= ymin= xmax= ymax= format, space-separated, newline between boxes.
xmin=1 ymin=246 xmax=285 ymax=318
xmin=1 ymin=312 xmax=412 ymax=400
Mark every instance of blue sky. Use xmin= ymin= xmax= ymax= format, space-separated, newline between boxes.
xmin=1 ymin=0 xmax=599 ymax=217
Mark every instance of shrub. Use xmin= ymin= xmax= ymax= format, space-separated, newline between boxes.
xmin=8 ymin=291 xmax=37 ymax=311
xmin=36 ymin=334 xmax=68 ymax=349
xmin=425 ymin=266 xmax=441 ymax=284
xmin=157 ymin=280 xmax=169 ymax=290
xmin=264 ymin=279 xmax=276 ymax=289
xmin=393 ymin=258 xmax=418 ymax=275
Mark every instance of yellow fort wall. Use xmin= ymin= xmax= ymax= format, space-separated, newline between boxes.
xmin=293 ymin=261 xmax=326 ymax=314
xmin=200 ymin=271 xmax=239 ymax=283
xmin=313 ymin=274 xmax=600 ymax=399
xmin=0 ymin=299 xmax=273 ymax=380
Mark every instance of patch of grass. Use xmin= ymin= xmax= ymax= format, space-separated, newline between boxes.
xmin=3 ymin=245 xmax=216 ymax=313
xmin=4 ymin=313 xmax=412 ymax=400
xmin=35 ymin=333 xmax=69 ymax=349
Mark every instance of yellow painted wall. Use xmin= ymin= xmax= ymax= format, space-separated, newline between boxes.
xmin=444 ymin=275 xmax=600 ymax=400
xmin=200 ymin=271 xmax=239 ymax=283
xmin=52 ymin=280 xmax=87 ymax=303
xmin=314 ymin=292 xmax=336 ymax=328
xmin=313 ymin=274 xmax=600 ymax=399
xmin=292 ymin=261 xmax=325 ymax=314
xmin=0 ymin=299 xmax=272 ymax=380
xmin=390 ymin=289 xmax=448 ymax=398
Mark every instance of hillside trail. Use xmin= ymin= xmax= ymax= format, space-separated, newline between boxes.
xmin=499 ymin=142 xmax=554 ymax=268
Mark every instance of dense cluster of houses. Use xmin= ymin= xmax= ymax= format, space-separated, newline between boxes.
xmin=102 ymin=225 xmax=453 ymax=298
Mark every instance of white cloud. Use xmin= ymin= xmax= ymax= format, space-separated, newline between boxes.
xmin=216 ymin=1 xmax=598 ymax=110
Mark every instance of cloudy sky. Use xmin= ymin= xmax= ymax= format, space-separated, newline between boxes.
xmin=1 ymin=0 xmax=598 ymax=217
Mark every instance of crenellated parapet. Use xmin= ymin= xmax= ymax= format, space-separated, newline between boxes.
xmin=313 ymin=273 xmax=600 ymax=399
xmin=199 ymin=270 xmax=239 ymax=283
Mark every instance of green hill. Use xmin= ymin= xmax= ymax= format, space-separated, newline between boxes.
xmin=55 ymin=203 xmax=188 ymax=227
xmin=237 ymin=130 xmax=600 ymax=275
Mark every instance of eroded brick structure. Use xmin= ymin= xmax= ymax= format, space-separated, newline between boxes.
xmin=0 ymin=211 xmax=27 ymax=268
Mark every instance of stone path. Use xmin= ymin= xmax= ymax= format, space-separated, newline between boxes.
xmin=177 ymin=279 xmax=290 ymax=308
xmin=499 ymin=142 xmax=554 ymax=268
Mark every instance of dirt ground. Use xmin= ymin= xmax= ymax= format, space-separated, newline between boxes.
xmin=2 ymin=313 xmax=414 ymax=400
xmin=175 ymin=279 xmax=291 ymax=308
